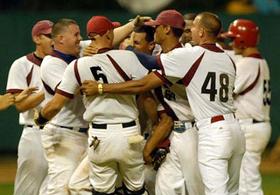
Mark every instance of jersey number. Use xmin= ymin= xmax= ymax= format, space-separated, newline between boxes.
xmin=263 ymin=80 xmax=271 ymax=106
xmin=201 ymin=72 xmax=229 ymax=102
xmin=90 ymin=66 xmax=108 ymax=83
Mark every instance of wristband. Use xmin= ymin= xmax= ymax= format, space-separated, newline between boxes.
xmin=35 ymin=111 xmax=49 ymax=126
xmin=97 ymin=83 xmax=103 ymax=95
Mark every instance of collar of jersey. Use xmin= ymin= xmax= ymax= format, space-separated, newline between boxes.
xmin=53 ymin=49 xmax=77 ymax=64
xmin=97 ymin=47 xmax=112 ymax=54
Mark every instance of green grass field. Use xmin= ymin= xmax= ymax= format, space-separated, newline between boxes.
xmin=0 ymin=173 xmax=279 ymax=195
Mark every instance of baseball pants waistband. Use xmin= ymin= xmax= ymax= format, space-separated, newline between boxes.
xmin=196 ymin=113 xmax=235 ymax=129
xmin=24 ymin=125 xmax=44 ymax=130
xmin=91 ymin=120 xmax=136 ymax=129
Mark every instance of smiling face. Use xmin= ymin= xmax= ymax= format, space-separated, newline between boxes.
xmin=62 ymin=24 xmax=82 ymax=56
xmin=133 ymin=32 xmax=154 ymax=54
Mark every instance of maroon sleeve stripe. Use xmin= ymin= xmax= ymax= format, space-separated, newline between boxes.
xmin=228 ymin=56 xmax=236 ymax=72
xmin=6 ymin=89 xmax=23 ymax=94
xmin=107 ymin=54 xmax=131 ymax=81
xmin=182 ymin=52 xmax=205 ymax=87
xmin=238 ymin=65 xmax=261 ymax=96
xmin=42 ymin=80 xmax=55 ymax=95
xmin=56 ymin=89 xmax=74 ymax=99
xmin=74 ymin=60 xmax=82 ymax=86
xmin=153 ymin=71 xmax=173 ymax=87
xmin=26 ymin=65 xmax=34 ymax=86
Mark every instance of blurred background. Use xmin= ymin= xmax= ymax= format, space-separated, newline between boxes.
xmin=0 ymin=0 xmax=280 ymax=193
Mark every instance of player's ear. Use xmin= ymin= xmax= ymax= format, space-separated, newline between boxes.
xmin=32 ymin=35 xmax=40 ymax=44
xmin=148 ymin=41 xmax=155 ymax=51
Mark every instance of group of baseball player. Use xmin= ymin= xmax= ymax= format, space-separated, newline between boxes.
xmin=1 ymin=8 xmax=271 ymax=195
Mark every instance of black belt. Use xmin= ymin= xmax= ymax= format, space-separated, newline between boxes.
xmin=253 ymin=119 xmax=265 ymax=123
xmin=91 ymin=121 xmax=136 ymax=129
xmin=57 ymin=125 xmax=88 ymax=133
xmin=25 ymin=125 xmax=44 ymax=130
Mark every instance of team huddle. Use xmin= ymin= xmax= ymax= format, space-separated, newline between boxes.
xmin=2 ymin=9 xmax=271 ymax=195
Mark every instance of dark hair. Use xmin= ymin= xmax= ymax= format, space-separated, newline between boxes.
xmin=52 ymin=18 xmax=78 ymax=38
xmin=134 ymin=25 xmax=155 ymax=42
xmin=197 ymin=12 xmax=222 ymax=37
xmin=171 ymin=27 xmax=184 ymax=38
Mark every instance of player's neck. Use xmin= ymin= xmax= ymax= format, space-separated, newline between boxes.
xmin=161 ymin=37 xmax=180 ymax=53
xmin=34 ymin=48 xmax=46 ymax=59
xmin=242 ymin=47 xmax=260 ymax=57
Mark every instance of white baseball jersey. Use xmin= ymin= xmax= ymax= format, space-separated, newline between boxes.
xmin=57 ymin=49 xmax=148 ymax=123
xmin=6 ymin=53 xmax=43 ymax=125
xmin=40 ymin=52 xmax=88 ymax=128
xmin=234 ymin=53 xmax=270 ymax=121
xmin=155 ymin=44 xmax=236 ymax=120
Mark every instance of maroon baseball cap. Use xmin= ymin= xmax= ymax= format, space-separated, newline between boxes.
xmin=32 ymin=20 xmax=53 ymax=37
xmin=145 ymin=9 xmax=185 ymax=30
xmin=87 ymin=16 xmax=121 ymax=36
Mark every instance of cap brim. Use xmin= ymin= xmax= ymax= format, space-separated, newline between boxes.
xmin=112 ymin=22 xmax=121 ymax=28
xmin=144 ymin=20 xmax=160 ymax=27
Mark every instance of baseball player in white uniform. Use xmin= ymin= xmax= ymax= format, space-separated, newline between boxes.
xmin=6 ymin=20 xmax=53 ymax=195
xmin=38 ymin=18 xmax=89 ymax=195
xmin=141 ymin=10 xmax=204 ymax=195
xmin=81 ymin=12 xmax=245 ymax=195
xmin=224 ymin=19 xmax=271 ymax=195
xmin=36 ymin=16 xmax=148 ymax=195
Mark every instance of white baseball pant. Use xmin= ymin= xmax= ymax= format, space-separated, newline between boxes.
xmin=13 ymin=126 xmax=48 ymax=195
xmin=239 ymin=120 xmax=271 ymax=195
xmin=196 ymin=114 xmax=245 ymax=195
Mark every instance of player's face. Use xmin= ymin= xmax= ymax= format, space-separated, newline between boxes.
xmin=191 ymin=17 xmax=201 ymax=45
xmin=38 ymin=34 xmax=53 ymax=56
xmin=62 ymin=24 xmax=82 ymax=56
xmin=154 ymin=25 xmax=165 ymax=45
xmin=181 ymin=20 xmax=193 ymax=44
xmin=133 ymin=32 xmax=153 ymax=54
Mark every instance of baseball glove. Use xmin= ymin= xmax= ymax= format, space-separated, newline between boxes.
xmin=151 ymin=147 xmax=168 ymax=171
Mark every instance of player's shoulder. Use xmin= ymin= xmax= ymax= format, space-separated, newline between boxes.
xmin=41 ymin=55 xmax=67 ymax=68
xmin=106 ymin=49 xmax=135 ymax=57
xmin=10 ymin=53 xmax=33 ymax=69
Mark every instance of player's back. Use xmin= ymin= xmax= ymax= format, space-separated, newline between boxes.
xmin=234 ymin=55 xmax=271 ymax=121
xmin=76 ymin=49 xmax=148 ymax=123
xmin=159 ymin=44 xmax=236 ymax=120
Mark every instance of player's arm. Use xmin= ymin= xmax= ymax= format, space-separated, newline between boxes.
xmin=0 ymin=93 xmax=15 ymax=111
xmin=81 ymin=72 xmax=164 ymax=96
xmin=141 ymin=92 xmax=158 ymax=126
xmin=113 ymin=16 xmax=151 ymax=46
xmin=143 ymin=113 xmax=173 ymax=163
xmin=35 ymin=93 xmax=70 ymax=126
xmin=14 ymin=90 xmax=44 ymax=112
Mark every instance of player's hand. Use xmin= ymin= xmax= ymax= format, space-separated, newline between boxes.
xmin=82 ymin=44 xmax=99 ymax=56
xmin=0 ymin=93 xmax=15 ymax=110
xmin=143 ymin=148 xmax=153 ymax=164
xmin=15 ymin=87 xmax=38 ymax=103
xmin=131 ymin=15 xmax=152 ymax=27
xmin=80 ymin=80 xmax=99 ymax=96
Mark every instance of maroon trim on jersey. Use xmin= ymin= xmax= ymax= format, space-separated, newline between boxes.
xmin=54 ymin=82 xmax=61 ymax=92
xmin=228 ymin=56 xmax=236 ymax=72
xmin=26 ymin=53 xmax=42 ymax=66
xmin=6 ymin=89 xmax=23 ymax=94
xmin=182 ymin=52 xmax=205 ymax=87
xmin=97 ymin=47 xmax=111 ymax=54
xmin=156 ymin=55 xmax=165 ymax=75
xmin=42 ymin=80 xmax=55 ymax=95
xmin=26 ymin=65 xmax=34 ymax=86
xmin=200 ymin=44 xmax=224 ymax=53
xmin=106 ymin=54 xmax=131 ymax=81
xmin=74 ymin=60 xmax=82 ymax=86
xmin=158 ymin=110 xmax=166 ymax=116
xmin=170 ymin=43 xmax=183 ymax=50
xmin=153 ymin=71 xmax=173 ymax=87
xmin=56 ymin=89 xmax=74 ymax=99
xmin=238 ymin=65 xmax=261 ymax=96
xmin=154 ymin=87 xmax=179 ymax=120
xmin=247 ymin=53 xmax=263 ymax=59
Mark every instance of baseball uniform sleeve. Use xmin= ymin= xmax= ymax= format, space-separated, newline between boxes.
xmin=40 ymin=57 xmax=66 ymax=93
xmin=57 ymin=60 xmax=79 ymax=99
xmin=128 ymin=52 xmax=149 ymax=80
xmin=234 ymin=58 xmax=260 ymax=95
xmin=6 ymin=58 xmax=30 ymax=93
